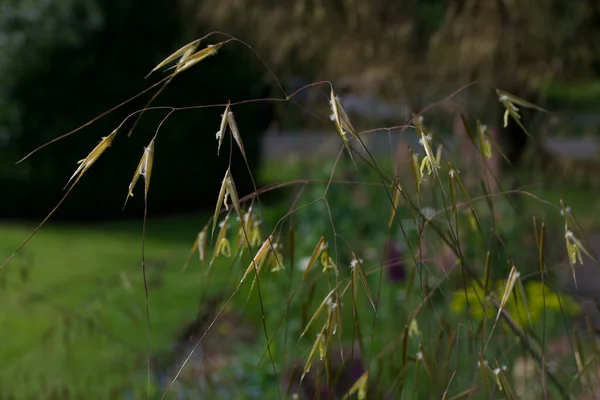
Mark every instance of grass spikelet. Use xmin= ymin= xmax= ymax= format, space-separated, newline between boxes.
xmin=461 ymin=113 xmax=510 ymax=164
xmin=320 ymin=246 xmax=338 ymax=275
xmin=300 ymin=288 xmax=338 ymax=339
xmin=302 ymin=236 xmax=327 ymax=279
xmin=174 ymin=42 xmax=224 ymax=75
xmin=483 ymin=251 xmax=491 ymax=294
xmin=476 ymin=121 xmax=492 ymax=160
xmin=409 ymin=148 xmax=422 ymax=192
xmin=215 ymin=103 xmax=246 ymax=161
xmin=496 ymin=89 xmax=546 ymax=136
xmin=350 ymin=253 xmax=376 ymax=312
xmin=497 ymin=266 xmax=520 ymax=321
xmin=141 ymin=140 xmax=155 ymax=198
xmin=388 ymin=177 xmax=402 ymax=229
xmin=236 ymin=206 xmax=262 ymax=251
xmin=308 ymin=293 xmax=340 ymax=384
xmin=342 ymin=371 xmax=369 ymax=400
xmin=448 ymin=165 xmax=458 ymax=223
xmin=561 ymin=201 xmax=596 ymax=261
xmin=249 ymin=235 xmax=283 ymax=293
xmin=448 ymin=161 xmax=482 ymax=233
xmin=435 ymin=143 xmax=443 ymax=165
xmin=415 ymin=115 xmax=439 ymax=179
xmin=124 ymin=138 xmax=155 ymax=209
xmin=329 ymin=89 xmax=356 ymax=138
xmin=197 ymin=228 xmax=208 ymax=263
xmin=491 ymin=363 xmax=512 ymax=396
xmin=496 ymin=89 xmax=547 ymax=113
xmin=226 ymin=108 xmax=247 ymax=162
xmin=301 ymin=326 xmax=326 ymax=382
xmin=182 ymin=225 xmax=208 ymax=272
xmin=212 ymin=171 xmax=229 ymax=236
xmin=145 ymin=39 xmax=200 ymax=78
xmin=216 ymin=102 xmax=230 ymax=156
xmin=477 ymin=355 xmax=492 ymax=393
xmin=240 ymin=234 xmax=274 ymax=285
xmin=224 ymin=170 xmax=243 ymax=223
xmin=212 ymin=214 xmax=232 ymax=261
xmin=496 ymin=265 xmax=520 ymax=324
xmin=415 ymin=345 xmax=432 ymax=378
xmin=212 ymin=168 xmax=242 ymax=236
xmin=536 ymin=218 xmax=547 ymax=276
xmin=267 ymin=237 xmax=284 ymax=272
xmin=329 ymin=89 xmax=357 ymax=166
xmin=565 ymin=226 xmax=584 ymax=287
xmin=65 ymin=129 xmax=118 ymax=189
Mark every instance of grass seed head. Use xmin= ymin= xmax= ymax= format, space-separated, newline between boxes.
xmin=198 ymin=228 xmax=207 ymax=263
xmin=268 ymin=239 xmax=284 ymax=272
xmin=146 ymin=40 xmax=201 ymax=78
xmin=350 ymin=253 xmax=376 ymax=311
xmin=216 ymin=103 xmax=230 ymax=156
xmin=182 ymin=224 xmax=209 ymax=272
xmin=212 ymin=168 xmax=242 ymax=236
xmin=66 ymin=129 xmax=118 ymax=189
xmin=214 ymin=215 xmax=232 ymax=259
xmin=329 ymin=89 xmax=357 ymax=164
xmin=240 ymin=234 xmax=274 ymax=285
xmin=496 ymin=266 xmax=520 ymax=323
xmin=237 ymin=207 xmax=262 ymax=250
xmin=300 ymin=288 xmax=338 ymax=339
xmin=388 ymin=177 xmax=402 ymax=229
xmin=415 ymin=116 xmax=439 ymax=178
xmin=141 ymin=139 xmax=155 ymax=198
xmin=320 ymin=248 xmax=338 ymax=275
xmin=477 ymin=121 xmax=493 ymax=160
xmin=302 ymin=324 xmax=327 ymax=382
xmin=496 ymin=89 xmax=546 ymax=136
xmin=175 ymin=42 xmax=224 ymax=75
xmin=302 ymin=237 xmax=327 ymax=279
xmin=227 ymin=110 xmax=247 ymax=162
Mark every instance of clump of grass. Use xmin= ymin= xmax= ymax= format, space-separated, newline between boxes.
xmin=3 ymin=31 xmax=600 ymax=400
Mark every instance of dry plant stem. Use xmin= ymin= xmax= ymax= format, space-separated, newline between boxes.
xmin=535 ymin=217 xmax=550 ymax=398
xmin=127 ymin=74 xmax=175 ymax=138
xmin=220 ymin=99 xmax=287 ymax=393
xmin=142 ymin=198 xmax=151 ymax=398
xmin=15 ymin=76 xmax=171 ymax=165
xmin=239 ymin=222 xmax=282 ymax=400
xmin=251 ymin=185 xmax=311 ymax=375
xmin=138 ymin=113 xmax=168 ymax=398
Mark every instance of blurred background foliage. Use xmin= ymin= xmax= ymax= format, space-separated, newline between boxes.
xmin=187 ymin=0 xmax=600 ymax=105
xmin=1 ymin=0 xmax=600 ymax=220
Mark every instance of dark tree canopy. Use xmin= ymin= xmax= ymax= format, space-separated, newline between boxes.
xmin=0 ymin=0 xmax=274 ymax=221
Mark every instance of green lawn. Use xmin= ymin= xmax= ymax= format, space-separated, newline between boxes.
xmin=0 ymin=217 xmax=214 ymax=399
